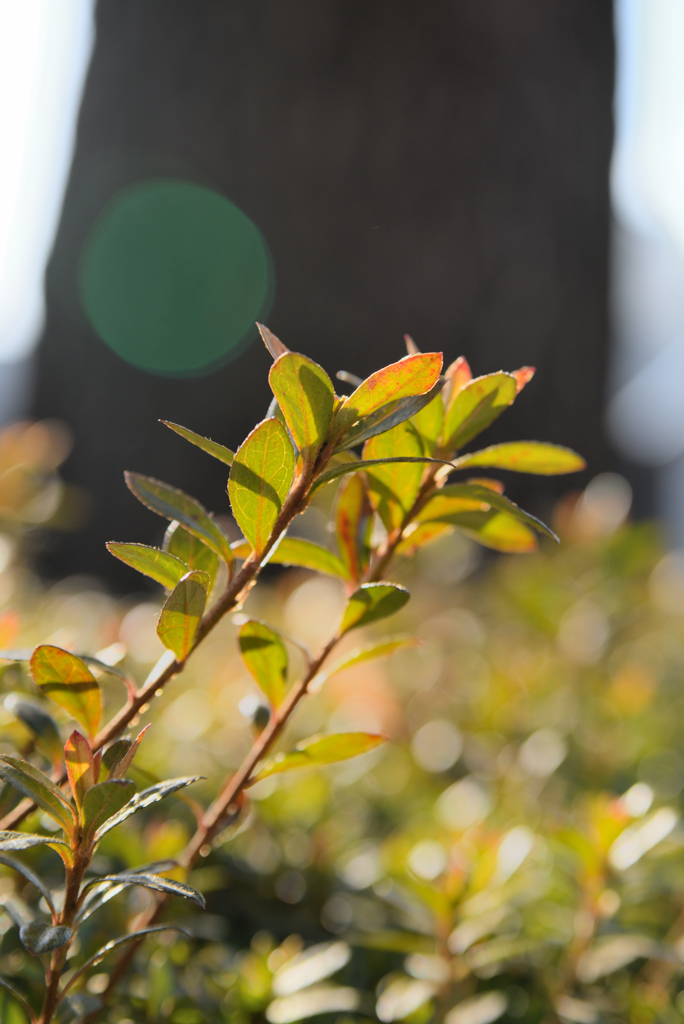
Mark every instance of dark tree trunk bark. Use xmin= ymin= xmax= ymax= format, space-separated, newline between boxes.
xmin=33 ymin=0 xmax=615 ymax=586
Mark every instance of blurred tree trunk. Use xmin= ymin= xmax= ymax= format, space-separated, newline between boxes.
xmin=33 ymin=0 xmax=614 ymax=586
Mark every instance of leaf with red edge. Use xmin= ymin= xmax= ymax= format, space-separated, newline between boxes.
xmin=333 ymin=352 xmax=443 ymax=439
xmin=108 ymin=725 xmax=150 ymax=780
xmin=443 ymin=355 xmax=472 ymax=410
xmin=442 ymin=373 xmax=517 ymax=452
xmin=30 ymin=645 xmax=101 ymax=741
xmin=65 ymin=731 xmax=96 ymax=807
xmin=334 ymin=473 xmax=372 ymax=584
xmin=513 ymin=366 xmax=535 ymax=392
xmin=257 ymin=323 xmax=289 ymax=359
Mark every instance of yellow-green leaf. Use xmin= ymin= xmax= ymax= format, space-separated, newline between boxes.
xmin=310 ymin=636 xmax=419 ymax=691
xmin=229 ymin=417 xmax=296 ymax=555
xmin=311 ymin=454 xmax=449 ymax=495
xmin=260 ymin=537 xmax=347 ymax=579
xmin=161 ymin=421 xmax=234 ymax=465
xmin=164 ymin=522 xmax=219 ymax=587
xmin=30 ymin=645 xmax=102 ymax=741
xmin=334 ymin=473 xmax=372 ymax=584
xmin=419 ymin=483 xmax=558 ymax=541
xmin=334 ymin=352 xmax=443 ymax=438
xmin=106 ymin=542 xmax=188 ymax=590
xmin=125 ymin=473 xmax=233 ymax=567
xmin=239 ymin=620 xmax=288 ymax=707
xmin=411 ymin=389 xmax=444 ymax=456
xmin=395 ymin=521 xmax=453 ymax=556
xmin=442 ymin=372 xmax=517 ymax=452
xmin=364 ymin=421 xmax=425 ymax=531
xmin=340 ymin=583 xmax=410 ymax=634
xmin=452 ymin=441 xmax=586 ymax=475
xmin=252 ymin=732 xmax=386 ymax=782
xmin=0 ymin=755 xmax=76 ymax=832
xmin=65 ymin=730 xmax=96 ymax=807
xmin=156 ymin=570 xmax=209 ymax=662
xmin=448 ymin=509 xmax=537 ymax=552
xmin=269 ymin=353 xmax=335 ymax=464
xmin=334 ymin=383 xmax=445 ymax=453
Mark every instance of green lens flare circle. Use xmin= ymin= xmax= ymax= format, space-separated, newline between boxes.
xmin=80 ymin=179 xmax=274 ymax=376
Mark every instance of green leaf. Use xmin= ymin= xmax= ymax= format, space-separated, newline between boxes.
xmin=83 ymin=871 xmax=204 ymax=907
xmin=334 ymin=473 xmax=372 ymax=583
xmin=267 ymin=537 xmax=347 ymax=579
xmin=364 ymin=421 xmax=426 ymax=531
xmin=0 ymin=853 xmax=56 ymax=916
xmin=239 ymin=621 xmax=288 ymax=707
xmin=106 ymin=725 xmax=149 ymax=780
xmin=156 ymin=570 xmax=209 ymax=661
xmin=0 ymin=831 xmax=68 ymax=852
xmin=442 ymin=372 xmax=517 ymax=452
xmin=64 ymin=731 xmax=96 ymax=807
xmin=19 ymin=920 xmax=72 ymax=956
xmin=269 ymin=353 xmax=335 ymax=464
xmin=30 ymin=645 xmax=102 ymax=741
xmin=63 ymin=925 xmax=188 ymax=985
xmin=447 ymin=509 xmax=538 ymax=553
xmin=411 ymin=389 xmax=444 ymax=456
xmin=340 ymin=583 xmax=410 ymax=634
xmin=333 ymin=352 xmax=443 ymax=438
xmin=311 ymin=455 xmax=451 ymax=495
xmin=229 ymin=417 xmax=296 ymax=555
xmin=253 ymin=732 xmax=386 ymax=782
xmin=0 ymin=974 xmax=35 ymax=1020
xmin=4 ymin=694 xmax=62 ymax=768
xmin=94 ymin=777 xmax=201 ymax=840
xmin=106 ymin=542 xmax=188 ymax=590
xmin=101 ymin=739 xmax=132 ymax=779
xmin=334 ymin=382 xmax=446 ymax=453
xmin=125 ymin=472 xmax=233 ymax=567
xmin=0 ymin=757 xmax=75 ymax=832
xmin=452 ymin=441 xmax=586 ymax=475
xmin=161 ymin=420 xmax=234 ymax=466
xmin=164 ymin=522 xmax=219 ymax=586
xmin=395 ymin=521 xmax=452 ymax=556
xmin=419 ymin=483 xmax=558 ymax=541
xmin=82 ymin=780 xmax=135 ymax=837
xmin=310 ymin=636 xmax=419 ymax=692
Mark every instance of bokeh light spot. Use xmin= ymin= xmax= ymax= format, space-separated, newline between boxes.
xmin=80 ymin=179 xmax=273 ymax=375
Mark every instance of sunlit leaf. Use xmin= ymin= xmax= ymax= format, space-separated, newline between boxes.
xmin=19 ymin=920 xmax=72 ymax=956
xmin=230 ymin=537 xmax=347 ymax=579
xmin=125 ymin=472 xmax=233 ymax=567
xmin=4 ymin=694 xmax=62 ymax=768
xmin=334 ymin=382 xmax=446 ymax=453
xmin=0 ymin=831 xmax=68 ymax=852
xmin=395 ymin=521 xmax=452 ymax=556
xmin=443 ymin=355 xmax=472 ymax=409
xmin=253 ymin=732 xmax=386 ymax=782
xmin=65 ymin=730 xmax=96 ymax=807
xmin=334 ymin=473 xmax=372 ymax=584
xmin=30 ymin=645 xmax=101 ymax=741
xmin=419 ymin=483 xmax=558 ymax=541
xmin=164 ymin=522 xmax=219 ymax=587
xmin=0 ymin=756 xmax=75 ymax=832
xmin=82 ymin=779 xmax=135 ymax=837
xmin=83 ymin=871 xmax=204 ymax=907
xmin=364 ymin=421 xmax=426 ymax=531
xmin=340 ymin=583 xmax=410 ymax=633
xmin=156 ymin=570 xmax=209 ymax=661
xmin=452 ymin=441 xmax=586 ymax=475
xmin=411 ymin=389 xmax=444 ymax=456
xmin=106 ymin=542 xmax=188 ymax=590
xmin=442 ymin=372 xmax=517 ymax=452
xmin=512 ymin=366 xmax=535 ymax=393
xmin=334 ymin=353 xmax=443 ymax=439
xmin=0 ymin=852 xmax=56 ymax=915
xmin=95 ymin=777 xmax=201 ymax=839
xmin=311 ymin=455 xmax=450 ymax=495
xmin=101 ymin=738 xmax=132 ymax=780
xmin=161 ymin=420 xmax=234 ymax=465
xmin=229 ymin=418 xmax=296 ymax=555
xmin=447 ymin=510 xmax=537 ymax=553
xmin=310 ymin=636 xmax=419 ymax=692
xmin=239 ymin=621 xmax=288 ymax=707
xmin=269 ymin=353 xmax=335 ymax=465
xmin=258 ymin=322 xmax=290 ymax=359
